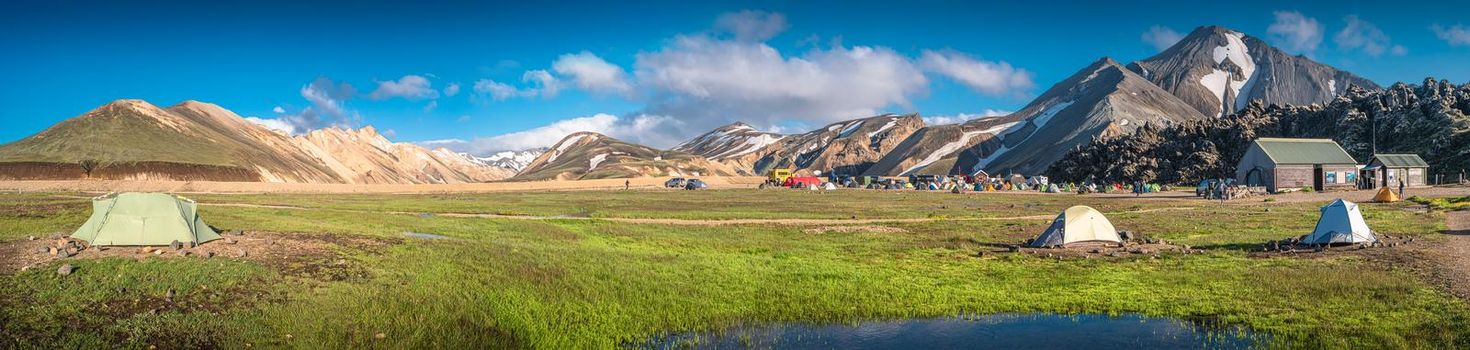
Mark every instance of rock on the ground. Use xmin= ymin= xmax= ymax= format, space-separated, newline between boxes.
xmin=35 ymin=246 xmax=49 ymax=254
xmin=57 ymin=264 xmax=74 ymax=275
xmin=170 ymin=240 xmax=182 ymax=250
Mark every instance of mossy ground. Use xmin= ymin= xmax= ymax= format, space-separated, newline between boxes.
xmin=1 ymin=190 xmax=1466 ymax=348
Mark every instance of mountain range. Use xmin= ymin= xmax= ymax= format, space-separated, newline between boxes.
xmin=0 ymin=100 xmax=512 ymax=183
xmin=0 ymin=25 xmax=1386 ymax=183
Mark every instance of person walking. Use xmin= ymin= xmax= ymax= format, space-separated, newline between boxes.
xmin=1399 ymin=179 xmax=1406 ymax=197
xmin=625 ymin=179 xmax=630 ymax=190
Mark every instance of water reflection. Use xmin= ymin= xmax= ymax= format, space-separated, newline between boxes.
xmin=640 ymin=313 xmax=1262 ymax=349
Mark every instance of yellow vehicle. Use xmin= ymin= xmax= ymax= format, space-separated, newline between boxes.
xmin=761 ymin=168 xmax=794 ymax=188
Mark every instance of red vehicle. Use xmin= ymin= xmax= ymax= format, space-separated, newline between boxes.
xmin=783 ymin=176 xmax=823 ymax=188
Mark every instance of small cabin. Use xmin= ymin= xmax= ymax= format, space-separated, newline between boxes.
xmin=1361 ymin=154 xmax=1429 ymax=188
xmin=1235 ymin=138 xmax=1358 ymax=193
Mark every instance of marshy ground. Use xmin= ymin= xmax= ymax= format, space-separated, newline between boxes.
xmin=2 ymin=187 xmax=1470 ymax=348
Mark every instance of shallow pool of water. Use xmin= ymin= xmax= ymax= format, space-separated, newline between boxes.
xmin=402 ymin=232 xmax=455 ymax=240
xmin=640 ymin=313 xmax=1262 ymax=349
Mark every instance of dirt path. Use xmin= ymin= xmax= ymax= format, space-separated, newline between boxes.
xmin=1429 ymin=211 xmax=1470 ymax=300
xmin=200 ymin=202 xmax=1197 ymax=226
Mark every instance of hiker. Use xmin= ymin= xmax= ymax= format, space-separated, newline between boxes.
xmin=1133 ymin=180 xmax=1143 ymax=197
xmin=625 ymin=179 xmax=630 ymax=190
xmin=1399 ymin=179 xmax=1406 ymax=197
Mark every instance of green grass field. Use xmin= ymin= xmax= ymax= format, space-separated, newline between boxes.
xmin=1 ymin=190 xmax=1467 ymax=349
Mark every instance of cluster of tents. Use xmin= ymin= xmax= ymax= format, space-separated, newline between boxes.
xmin=1028 ymin=199 xmax=1380 ymax=248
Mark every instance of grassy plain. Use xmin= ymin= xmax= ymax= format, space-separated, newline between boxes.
xmin=0 ymin=189 xmax=1467 ymax=349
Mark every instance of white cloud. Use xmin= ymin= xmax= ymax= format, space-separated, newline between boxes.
xmin=472 ymin=79 xmax=527 ymax=100
xmin=552 ymin=51 xmax=633 ymax=96
xmin=456 ymin=115 xmax=471 ymax=123
xmin=918 ymin=50 xmax=1034 ymax=97
xmin=271 ymin=106 xmax=285 ymax=114
xmin=419 ymin=113 xmax=682 ymax=153
xmin=423 ymin=100 xmax=438 ymax=113
xmin=1267 ymin=11 xmax=1324 ymax=55
xmin=922 ymin=109 xmax=1012 ymax=126
xmin=443 ymin=83 xmax=461 ymax=97
xmin=521 ymin=70 xmax=562 ymax=97
xmin=272 ymin=77 xmax=359 ymax=134
xmin=462 ymin=10 xmax=1039 ymax=150
xmin=1335 ymin=15 xmax=1405 ymax=56
xmin=1434 ymin=24 xmax=1470 ymax=47
xmin=244 ymin=117 xmax=294 ymax=134
xmin=635 ymin=33 xmax=928 ymax=130
xmin=714 ymin=10 xmax=788 ymax=42
xmin=368 ymin=75 xmax=439 ymax=100
xmin=1141 ymin=25 xmax=1184 ymax=52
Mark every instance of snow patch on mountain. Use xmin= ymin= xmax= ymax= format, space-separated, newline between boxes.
xmin=866 ymin=118 xmax=899 ymax=140
xmin=836 ymin=120 xmax=865 ymax=138
xmin=902 ymin=130 xmax=987 ymax=176
xmin=1199 ymin=31 xmax=1258 ymax=116
xmin=589 ymin=153 xmax=609 ymax=169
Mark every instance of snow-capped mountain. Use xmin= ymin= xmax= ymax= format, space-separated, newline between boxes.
xmin=672 ymin=122 xmax=786 ymax=162
xmin=1128 ymin=26 xmax=1381 ymax=118
xmin=470 ymin=148 xmax=546 ymax=173
xmin=511 ymin=132 xmax=738 ymax=181
xmin=673 ymin=114 xmax=925 ymax=175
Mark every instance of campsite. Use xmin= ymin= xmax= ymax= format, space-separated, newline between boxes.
xmin=3 ymin=183 xmax=1470 ymax=348
xmin=9 ymin=1 xmax=1470 ymax=349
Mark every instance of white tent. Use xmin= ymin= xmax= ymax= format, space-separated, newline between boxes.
xmin=822 ymin=182 xmax=837 ymax=190
xmin=1301 ymin=199 xmax=1377 ymax=245
xmin=1028 ymin=206 xmax=1122 ymax=247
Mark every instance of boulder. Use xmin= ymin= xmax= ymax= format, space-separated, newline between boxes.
xmin=57 ymin=264 xmax=75 ymax=276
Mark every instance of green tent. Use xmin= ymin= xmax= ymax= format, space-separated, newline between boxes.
xmin=72 ymin=192 xmax=221 ymax=246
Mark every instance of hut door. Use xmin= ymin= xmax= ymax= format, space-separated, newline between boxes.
xmin=1313 ymin=166 xmax=1324 ymax=191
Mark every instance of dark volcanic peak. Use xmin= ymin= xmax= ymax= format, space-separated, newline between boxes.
xmin=1129 ymin=25 xmax=1381 ymax=118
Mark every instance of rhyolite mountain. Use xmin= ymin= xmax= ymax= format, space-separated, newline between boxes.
xmin=1127 ymin=26 xmax=1381 ymax=118
xmin=512 ymin=132 xmax=738 ymax=181
xmin=863 ymin=57 xmax=1206 ymax=176
xmin=673 ymin=114 xmax=925 ymax=175
xmin=0 ymin=99 xmax=514 ymax=183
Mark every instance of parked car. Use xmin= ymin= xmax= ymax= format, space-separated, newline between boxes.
xmin=684 ymin=178 xmax=707 ymax=190
xmin=665 ymin=178 xmax=686 ymax=188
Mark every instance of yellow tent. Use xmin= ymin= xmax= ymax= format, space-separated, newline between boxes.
xmin=1373 ymin=187 xmax=1401 ymax=203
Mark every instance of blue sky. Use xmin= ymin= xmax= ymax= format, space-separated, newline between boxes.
xmin=3 ymin=0 xmax=1469 ymax=153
